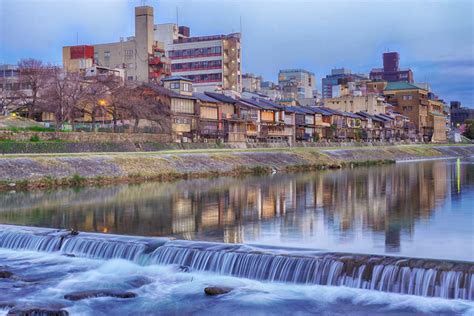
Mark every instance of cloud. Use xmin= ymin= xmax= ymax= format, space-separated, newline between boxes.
xmin=1 ymin=0 xmax=472 ymax=106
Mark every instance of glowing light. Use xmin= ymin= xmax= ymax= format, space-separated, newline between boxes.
xmin=457 ymin=158 xmax=461 ymax=193
xmin=98 ymin=99 xmax=107 ymax=106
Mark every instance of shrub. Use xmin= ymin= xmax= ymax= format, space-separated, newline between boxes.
xmin=29 ymin=135 xmax=40 ymax=142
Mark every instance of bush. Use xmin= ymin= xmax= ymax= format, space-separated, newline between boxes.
xmin=29 ymin=135 xmax=40 ymax=142
xmin=463 ymin=119 xmax=474 ymax=140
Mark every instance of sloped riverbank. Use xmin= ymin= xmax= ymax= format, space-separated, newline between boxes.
xmin=0 ymin=145 xmax=473 ymax=191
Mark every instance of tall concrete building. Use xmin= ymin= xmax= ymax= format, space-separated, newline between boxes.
xmin=370 ymin=52 xmax=414 ymax=83
xmin=321 ymin=68 xmax=368 ymax=99
xmin=154 ymin=23 xmax=242 ymax=93
xmin=63 ymin=6 xmax=171 ymax=83
xmin=278 ymin=69 xmax=315 ymax=102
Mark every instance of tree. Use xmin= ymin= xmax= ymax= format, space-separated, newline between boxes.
xmin=16 ymin=58 xmax=51 ymax=119
xmin=463 ymin=119 xmax=474 ymax=140
xmin=40 ymin=68 xmax=88 ymax=130
xmin=79 ymin=75 xmax=118 ymax=131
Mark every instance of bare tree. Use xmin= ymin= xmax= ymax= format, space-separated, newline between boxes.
xmin=16 ymin=59 xmax=50 ymax=119
xmin=80 ymin=75 xmax=118 ymax=131
xmin=40 ymin=68 xmax=88 ymax=130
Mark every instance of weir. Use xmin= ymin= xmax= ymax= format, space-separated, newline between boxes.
xmin=0 ymin=225 xmax=472 ymax=301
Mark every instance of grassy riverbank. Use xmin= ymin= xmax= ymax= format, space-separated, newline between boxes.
xmin=0 ymin=144 xmax=472 ymax=192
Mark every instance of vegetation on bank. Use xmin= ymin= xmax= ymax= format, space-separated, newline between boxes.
xmin=1 ymin=144 xmax=471 ymax=192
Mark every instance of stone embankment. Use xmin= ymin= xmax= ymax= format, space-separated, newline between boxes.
xmin=0 ymin=145 xmax=472 ymax=191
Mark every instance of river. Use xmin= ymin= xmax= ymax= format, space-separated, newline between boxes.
xmin=0 ymin=158 xmax=473 ymax=315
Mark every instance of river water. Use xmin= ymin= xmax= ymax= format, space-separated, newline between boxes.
xmin=0 ymin=158 xmax=473 ymax=315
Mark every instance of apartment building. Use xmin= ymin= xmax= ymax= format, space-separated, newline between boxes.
xmin=278 ymin=69 xmax=316 ymax=102
xmin=324 ymin=94 xmax=387 ymax=115
xmin=321 ymin=68 xmax=368 ymax=99
xmin=370 ymin=52 xmax=414 ymax=83
xmin=381 ymin=82 xmax=446 ymax=142
xmin=242 ymin=73 xmax=262 ymax=92
xmin=63 ymin=6 xmax=171 ymax=83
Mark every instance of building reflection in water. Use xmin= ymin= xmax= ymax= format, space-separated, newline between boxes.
xmin=0 ymin=159 xmax=471 ymax=255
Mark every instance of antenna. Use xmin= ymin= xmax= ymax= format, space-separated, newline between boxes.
xmin=240 ymin=15 xmax=242 ymax=35
xmin=76 ymin=32 xmax=79 ymax=45
xmin=141 ymin=0 xmax=146 ymax=6
xmin=176 ymin=6 xmax=179 ymax=25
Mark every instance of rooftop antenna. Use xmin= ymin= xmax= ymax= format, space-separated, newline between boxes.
xmin=240 ymin=15 xmax=242 ymax=35
xmin=176 ymin=6 xmax=179 ymax=25
xmin=141 ymin=0 xmax=146 ymax=6
xmin=76 ymin=32 xmax=79 ymax=45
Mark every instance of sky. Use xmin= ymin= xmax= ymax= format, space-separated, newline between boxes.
xmin=1 ymin=0 xmax=473 ymax=106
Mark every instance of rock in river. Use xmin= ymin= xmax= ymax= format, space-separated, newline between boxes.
xmin=204 ymin=286 xmax=233 ymax=296
xmin=0 ymin=270 xmax=14 ymax=279
xmin=7 ymin=307 xmax=69 ymax=316
xmin=64 ymin=290 xmax=136 ymax=301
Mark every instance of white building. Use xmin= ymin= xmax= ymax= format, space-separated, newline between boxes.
xmin=154 ymin=23 xmax=242 ymax=93
xmin=278 ymin=69 xmax=316 ymax=101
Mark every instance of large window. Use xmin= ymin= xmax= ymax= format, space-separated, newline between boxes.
xmin=169 ymin=46 xmax=222 ymax=59
xmin=171 ymin=98 xmax=194 ymax=114
xmin=182 ymin=73 xmax=222 ymax=83
xmin=171 ymin=60 xmax=222 ymax=72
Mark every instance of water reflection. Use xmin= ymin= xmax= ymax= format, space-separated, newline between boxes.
xmin=0 ymin=159 xmax=473 ymax=260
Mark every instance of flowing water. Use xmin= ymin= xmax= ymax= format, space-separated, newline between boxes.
xmin=0 ymin=158 xmax=473 ymax=315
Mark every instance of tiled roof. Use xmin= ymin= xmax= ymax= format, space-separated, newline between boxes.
xmin=144 ymin=83 xmax=195 ymax=100
xmin=162 ymin=76 xmax=193 ymax=82
xmin=204 ymin=92 xmax=237 ymax=104
xmin=385 ymin=82 xmax=425 ymax=91
xmin=193 ymin=92 xmax=219 ymax=103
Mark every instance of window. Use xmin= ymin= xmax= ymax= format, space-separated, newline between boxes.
xmin=183 ymin=83 xmax=192 ymax=92
xmin=402 ymin=95 xmax=413 ymax=101
xmin=127 ymin=76 xmax=134 ymax=81
xmin=124 ymin=49 xmax=133 ymax=57
xmin=171 ymin=99 xmax=194 ymax=113
xmin=170 ymin=82 xmax=180 ymax=89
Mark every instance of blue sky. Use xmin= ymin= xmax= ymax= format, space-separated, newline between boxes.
xmin=1 ymin=0 xmax=473 ymax=106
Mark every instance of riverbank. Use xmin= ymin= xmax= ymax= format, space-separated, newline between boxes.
xmin=0 ymin=144 xmax=473 ymax=191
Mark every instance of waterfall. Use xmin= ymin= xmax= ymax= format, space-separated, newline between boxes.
xmin=0 ymin=225 xmax=167 ymax=261
xmin=1 ymin=225 xmax=473 ymax=301
xmin=0 ymin=230 xmax=63 ymax=252
xmin=149 ymin=242 xmax=474 ymax=300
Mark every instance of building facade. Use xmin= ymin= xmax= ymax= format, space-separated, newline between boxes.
xmin=63 ymin=6 xmax=171 ymax=83
xmin=242 ymin=73 xmax=262 ymax=92
xmin=321 ymin=68 xmax=368 ymax=99
xmin=324 ymin=94 xmax=387 ymax=115
xmin=382 ymin=82 xmax=446 ymax=142
xmin=278 ymin=69 xmax=315 ymax=102
xmin=166 ymin=33 xmax=242 ymax=93
xmin=450 ymin=101 xmax=474 ymax=126
xmin=370 ymin=52 xmax=414 ymax=83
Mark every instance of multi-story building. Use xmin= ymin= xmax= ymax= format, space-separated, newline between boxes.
xmin=166 ymin=33 xmax=242 ymax=93
xmin=324 ymin=94 xmax=387 ymax=115
xmin=0 ymin=64 xmax=21 ymax=114
xmin=381 ymin=81 xmax=446 ymax=142
xmin=154 ymin=23 xmax=242 ymax=93
xmin=63 ymin=6 xmax=171 ymax=83
xmin=278 ymin=69 xmax=316 ymax=102
xmin=321 ymin=68 xmax=368 ymax=99
xmin=370 ymin=52 xmax=414 ymax=83
xmin=260 ymin=81 xmax=282 ymax=101
xmin=242 ymin=73 xmax=262 ymax=92
xmin=450 ymin=101 xmax=474 ymax=126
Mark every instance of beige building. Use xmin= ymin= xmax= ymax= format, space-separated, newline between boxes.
xmin=324 ymin=94 xmax=387 ymax=115
xmin=63 ymin=6 xmax=170 ymax=83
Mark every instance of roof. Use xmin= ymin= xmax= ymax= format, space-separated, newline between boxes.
xmin=384 ymin=82 xmax=425 ymax=91
xmin=144 ymin=83 xmax=196 ymax=100
xmin=204 ymin=92 xmax=237 ymax=104
xmin=240 ymin=97 xmax=276 ymax=111
xmin=193 ymin=92 xmax=219 ymax=103
xmin=162 ymin=76 xmax=193 ymax=82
